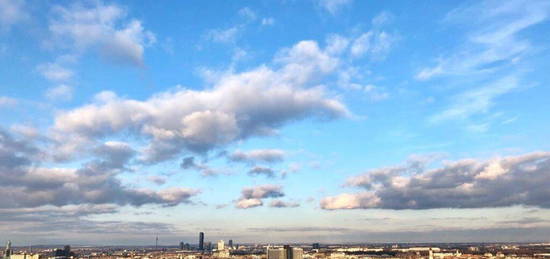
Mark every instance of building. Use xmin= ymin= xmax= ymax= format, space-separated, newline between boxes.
xmin=4 ymin=241 xmax=12 ymax=259
xmin=267 ymin=248 xmax=285 ymax=259
xmin=179 ymin=242 xmax=184 ymax=250
xmin=199 ymin=232 xmax=204 ymax=251
xmin=11 ymin=254 xmax=42 ymax=259
xmin=267 ymin=246 xmax=303 ymax=259
xmin=217 ymin=240 xmax=224 ymax=250
xmin=228 ymin=240 xmax=233 ymax=249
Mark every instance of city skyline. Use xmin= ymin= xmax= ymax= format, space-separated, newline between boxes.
xmin=1 ymin=0 xmax=550 ymax=245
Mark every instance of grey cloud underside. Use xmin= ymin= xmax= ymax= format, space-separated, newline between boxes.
xmin=0 ymin=129 xmax=199 ymax=208
xmin=52 ymin=40 xmax=347 ymax=163
xmin=235 ymin=184 xmax=285 ymax=209
xmin=248 ymin=166 xmax=276 ymax=178
xmin=321 ymin=152 xmax=550 ymax=210
xmin=229 ymin=149 xmax=285 ymax=164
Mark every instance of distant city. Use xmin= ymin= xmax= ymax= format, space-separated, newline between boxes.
xmin=3 ymin=233 xmax=550 ymax=259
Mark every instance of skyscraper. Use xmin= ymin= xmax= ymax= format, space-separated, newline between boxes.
xmin=199 ymin=232 xmax=204 ymax=251
xmin=4 ymin=241 xmax=11 ymax=259
xmin=179 ymin=242 xmax=184 ymax=250
xmin=228 ymin=240 xmax=233 ymax=249
xmin=217 ymin=240 xmax=224 ymax=250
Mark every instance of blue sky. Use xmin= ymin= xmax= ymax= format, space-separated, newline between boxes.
xmin=1 ymin=0 xmax=550 ymax=245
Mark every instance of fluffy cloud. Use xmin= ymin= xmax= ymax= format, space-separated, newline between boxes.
xmin=0 ymin=129 xmax=200 ymax=208
xmin=235 ymin=184 xmax=284 ymax=209
xmin=229 ymin=149 xmax=285 ymax=164
xmin=321 ymin=152 xmax=550 ymax=210
xmin=247 ymin=166 xmax=276 ymax=178
xmin=52 ymin=40 xmax=347 ymax=163
xmin=49 ymin=1 xmax=155 ymax=66
xmin=269 ymin=199 xmax=300 ymax=208
xmin=37 ymin=62 xmax=74 ymax=82
xmin=180 ymin=156 xmax=222 ymax=176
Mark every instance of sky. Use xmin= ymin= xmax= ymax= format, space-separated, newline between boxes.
xmin=1 ymin=0 xmax=550 ymax=246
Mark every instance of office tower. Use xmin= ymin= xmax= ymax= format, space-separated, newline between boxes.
xmin=228 ymin=240 xmax=233 ymax=249
xmin=64 ymin=245 xmax=71 ymax=256
xmin=267 ymin=248 xmax=285 ymax=259
xmin=267 ymin=246 xmax=303 ymax=259
xmin=4 ymin=241 xmax=11 ymax=259
xmin=206 ymin=242 xmax=212 ymax=251
xmin=312 ymin=243 xmax=320 ymax=249
xmin=179 ymin=242 xmax=184 ymax=250
xmin=284 ymin=245 xmax=292 ymax=259
xmin=292 ymin=248 xmax=303 ymax=259
xmin=217 ymin=240 xmax=224 ymax=250
xmin=199 ymin=232 xmax=204 ymax=251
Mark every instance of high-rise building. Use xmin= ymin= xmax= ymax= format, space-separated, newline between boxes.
xmin=312 ymin=243 xmax=320 ymax=250
xmin=199 ymin=232 xmax=204 ymax=251
xmin=4 ymin=241 xmax=12 ymax=259
xmin=267 ymin=248 xmax=285 ymax=259
xmin=179 ymin=242 xmax=184 ymax=250
xmin=217 ymin=240 xmax=224 ymax=250
xmin=292 ymin=248 xmax=303 ymax=259
xmin=228 ymin=240 xmax=233 ymax=249
xmin=267 ymin=246 xmax=303 ymax=259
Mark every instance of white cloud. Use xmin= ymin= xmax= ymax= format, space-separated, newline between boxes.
xmin=45 ymin=84 xmax=73 ymax=101
xmin=318 ymin=0 xmax=353 ymax=15
xmin=49 ymin=1 xmax=155 ymax=66
xmin=51 ymin=40 xmax=348 ymax=163
xmin=37 ymin=63 xmax=73 ymax=82
xmin=205 ymin=26 xmax=241 ymax=44
xmin=238 ymin=7 xmax=257 ymax=21
xmin=235 ymin=184 xmax=285 ymax=209
xmin=430 ymin=75 xmax=519 ymax=123
xmin=416 ymin=0 xmax=550 ymax=80
xmin=261 ymin=17 xmax=275 ymax=26
xmin=321 ymin=152 xmax=550 ymax=210
xmin=350 ymin=31 xmax=395 ymax=60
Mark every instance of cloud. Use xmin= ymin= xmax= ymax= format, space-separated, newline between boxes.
xmin=147 ymin=176 xmax=166 ymax=185
xmin=318 ymin=0 xmax=353 ymax=15
xmin=248 ymin=226 xmax=350 ymax=232
xmin=51 ymin=40 xmax=347 ymax=163
xmin=235 ymin=198 xmax=263 ymax=209
xmin=247 ymin=166 xmax=276 ymax=178
xmin=45 ymin=84 xmax=73 ymax=101
xmin=238 ymin=7 xmax=256 ymax=22
xmin=37 ymin=63 xmax=74 ymax=82
xmin=49 ymin=1 xmax=155 ymax=66
xmin=235 ymin=184 xmax=284 ymax=209
xmin=261 ymin=18 xmax=275 ymax=26
xmin=0 ymin=0 xmax=27 ymax=30
xmin=0 ymin=129 xmax=200 ymax=208
xmin=229 ymin=149 xmax=285 ymax=164
xmin=416 ymin=0 xmax=550 ymax=80
xmin=0 ymin=96 xmax=17 ymax=107
xmin=179 ymin=156 xmax=223 ymax=177
xmin=269 ymin=199 xmax=300 ymax=208
xmin=430 ymin=75 xmax=520 ymax=123
xmin=350 ymin=31 xmax=395 ymax=60
xmin=321 ymin=151 xmax=550 ymax=210
xmin=205 ymin=26 xmax=242 ymax=44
